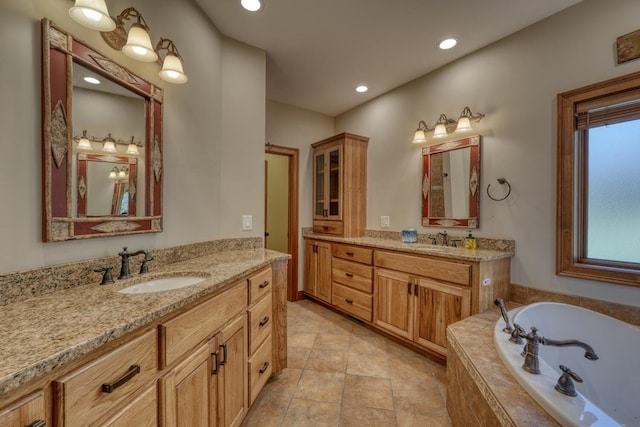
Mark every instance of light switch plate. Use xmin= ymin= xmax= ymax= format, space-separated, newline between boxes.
xmin=242 ymin=215 xmax=253 ymax=231
xmin=380 ymin=216 xmax=390 ymax=228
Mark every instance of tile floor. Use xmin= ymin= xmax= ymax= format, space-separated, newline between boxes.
xmin=241 ymin=299 xmax=452 ymax=426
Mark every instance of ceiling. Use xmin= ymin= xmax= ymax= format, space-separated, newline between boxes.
xmin=195 ymin=0 xmax=583 ymax=117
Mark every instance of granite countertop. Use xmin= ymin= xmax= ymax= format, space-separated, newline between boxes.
xmin=0 ymin=249 xmax=289 ymax=396
xmin=303 ymin=233 xmax=513 ymax=262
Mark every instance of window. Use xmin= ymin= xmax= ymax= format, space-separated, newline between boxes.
xmin=557 ymin=71 xmax=640 ymax=287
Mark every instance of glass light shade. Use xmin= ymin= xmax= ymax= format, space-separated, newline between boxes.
xmin=69 ymin=0 xmax=116 ymax=31
xmin=455 ymin=117 xmax=472 ymax=132
xmin=103 ymin=140 xmax=116 ymax=152
xmin=77 ymin=137 xmax=92 ymax=150
xmin=117 ymin=167 xmax=127 ymax=179
xmin=159 ymin=54 xmax=188 ymax=84
xmin=433 ymin=124 xmax=448 ymax=138
xmin=122 ymin=24 xmax=158 ymax=62
xmin=109 ymin=168 xmax=118 ymax=179
xmin=241 ymin=0 xmax=262 ymax=12
xmin=126 ymin=143 xmax=140 ymax=155
xmin=412 ymin=130 xmax=426 ymax=144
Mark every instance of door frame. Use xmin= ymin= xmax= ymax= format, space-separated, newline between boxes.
xmin=265 ymin=144 xmax=300 ymax=301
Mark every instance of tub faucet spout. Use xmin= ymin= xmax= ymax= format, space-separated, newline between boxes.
xmin=541 ymin=338 xmax=599 ymax=361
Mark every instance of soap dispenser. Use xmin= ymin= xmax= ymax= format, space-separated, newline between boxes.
xmin=464 ymin=231 xmax=477 ymax=250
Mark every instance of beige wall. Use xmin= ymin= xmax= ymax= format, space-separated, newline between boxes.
xmin=0 ymin=0 xmax=265 ymax=273
xmin=334 ymin=0 xmax=640 ymax=306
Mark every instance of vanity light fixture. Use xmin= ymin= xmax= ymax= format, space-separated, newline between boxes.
xmin=69 ymin=0 xmax=116 ymax=31
xmin=412 ymin=106 xmax=485 ymax=144
xmin=126 ymin=136 xmax=140 ymax=155
xmin=156 ymin=38 xmax=188 ymax=84
xmin=113 ymin=7 xmax=158 ymax=62
xmin=102 ymin=134 xmax=117 ymax=152
xmin=241 ymin=0 xmax=263 ymax=12
xmin=117 ymin=166 xmax=129 ymax=179
xmin=77 ymin=130 xmax=92 ymax=150
xmin=109 ymin=167 xmax=118 ymax=179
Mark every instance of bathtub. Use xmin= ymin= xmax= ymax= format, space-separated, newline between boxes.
xmin=493 ymin=302 xmax=639 ymax=427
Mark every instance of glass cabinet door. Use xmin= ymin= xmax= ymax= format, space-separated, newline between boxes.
xmin=328 ymin=147 xmax=342 ymax=219
xmin=314 ymin=152 xmax=325 ymax=218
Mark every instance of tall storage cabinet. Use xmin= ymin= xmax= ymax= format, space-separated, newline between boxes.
xmin=312 ymin=133 xmax=369 ymax=237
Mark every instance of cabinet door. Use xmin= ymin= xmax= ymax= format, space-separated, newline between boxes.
xmin=217 ymin=314 xmax=248 ymax=427
xmin=160 ymin=337 xmax=218 ymax=427
xmin=0 ymin=391 xmax=45 ymax=427
xmin=373 ymin=268 xmax=414 ymax=340
xmin=303 ymin=240 xmax=317 ymax=296
xmin=414 ymin=278 xmax=471 ymax=356
xmin=315 ymin=241 xmax=332 ymax=303
xmin=313 ymin=150 xmax=327 ymax=219
xmin=326 ymin=146 xmax=342 ymax=220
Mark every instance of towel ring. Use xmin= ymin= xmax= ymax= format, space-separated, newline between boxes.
xmin=487 ymin=178 xmax=511 ymax=201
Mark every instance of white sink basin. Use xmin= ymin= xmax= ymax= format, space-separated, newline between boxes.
xmin=118 ymin=276 xmax=208 ymax=294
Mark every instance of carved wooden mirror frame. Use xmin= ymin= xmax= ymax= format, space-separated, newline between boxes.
xmin=421 ymin=135 xmax=481 ymax=228
xmin=42 ymin=19 xmax=163 ymax=242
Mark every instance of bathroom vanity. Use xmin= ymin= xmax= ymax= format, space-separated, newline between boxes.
xmin=303 ymin=233 xmax=512 ymax=361
xmin=0 ymin=249 xmax=288 ymax=427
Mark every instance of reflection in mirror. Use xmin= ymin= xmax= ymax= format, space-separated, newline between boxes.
xmin=422 ymin=135 xmax=481 ymax=228
xmin=42 ymin=19 xmax=163 ymax=241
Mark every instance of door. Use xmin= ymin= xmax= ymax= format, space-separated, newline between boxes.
xmin=315 ymin=241 xmax=332 ymax=303
xmin=374 ymin=268 xmax=414 ymax=340
xmin=414 ymin=278 xmax=471 ymax=355
xmin=160 ymin=337 xmax=217 ymax=427
xmin=303 ymin=240 xmax=317 ymax=296
xmin=217 ymin=314 xmax=248 ymax=427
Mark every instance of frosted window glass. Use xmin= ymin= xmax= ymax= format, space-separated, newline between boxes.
xmin=586 ymin=120 xmax=640 ymax=263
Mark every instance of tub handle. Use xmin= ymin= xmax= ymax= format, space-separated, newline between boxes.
xmin=555 ymin=365 xmax=583 ymax=397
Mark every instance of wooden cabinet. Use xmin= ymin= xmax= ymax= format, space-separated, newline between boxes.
xmin=303 ymin=239 xmax=332 ymax=303
xmin=331 ymin=244 xmax=373 ymax=321
xmin=247 ymin=268 xmax=273 ymax=406
xmin=104 ymin=384 xmax=157 ymax=427
xmin=0 ymin=391 xmax=46 ymax=427
xmin=374 ymin=251 xmax=472 ymax=359
xmin=216 ymin=314 xmax=248 ymax=427
xmin=311 ymin=133 xmax=368 ymax=237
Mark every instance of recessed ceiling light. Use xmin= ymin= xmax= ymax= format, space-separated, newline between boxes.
xmin=83 ymin=76 xmax=101 ymax=84
xmin=241 ymin=0 xmax=262 ymax=11
xmin=439 ymin=38 xmax=457 ymax=50
xmin=355 ymin=85 xmax=368 ymax=93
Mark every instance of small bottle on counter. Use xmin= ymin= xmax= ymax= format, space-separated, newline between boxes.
xmin=464 ymin=231 xmax=477 ymax=250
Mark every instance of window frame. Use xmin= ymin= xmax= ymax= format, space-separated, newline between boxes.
xmin=557 ymin=71 xmax=640 ymax=288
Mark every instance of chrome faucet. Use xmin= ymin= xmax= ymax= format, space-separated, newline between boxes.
xmin=118 ymin=247 xmax=153 ymax=279
xmin=513 ymin=323 xmax=598 ymax=374
xmin=494 ymin=298 xmax=514 ymax=334
xmin=435 ymin=231 xmax=449 ymax=246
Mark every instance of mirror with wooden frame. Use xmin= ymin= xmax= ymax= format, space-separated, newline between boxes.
xmin=42 ymin=19 xmax=163 ymax=242
xmin=421 ymin=135 xmax=481 ymax=228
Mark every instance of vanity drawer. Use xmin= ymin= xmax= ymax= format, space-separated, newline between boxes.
xmin=332 ymin=243 xmax=373 ymax=265
xmin=103 ymin=383 xmax=157 ymax=427
xmin=332 ymin=257 xmax=373 ymax=293
xmin=313 ymin=219 xmax=344 ymax=236
xmin=332 ymin=282 xmax=372 ymax=322
xmin=248 ymin=267 xmax=272 ymax=305
xmin=53 ymin=329 xmax=157 ymax=426
xmin=248 ymin=336 xmax=273 ymax=405
xmin=374 ymin=250 xmax=471 ymax=286
xmin=248 ymin=292 xmax=272 ymax=355
xmin=160 ymin=281 xmax=248 ymax=367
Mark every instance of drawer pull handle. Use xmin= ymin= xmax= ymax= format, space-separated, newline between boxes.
xmin=345 ymin=298 xmax=354 ymax=304
xmin=259 ymin=362 xmax=270 ymax=374
xmin=407 ymin=282 xmax=412 ymax=295
xmin=345 ymin=273 xmax=353 ymax=278
xmin=102 ymin=364 xmax=140 ymax=393
xmin=211 ymin=350 xmax=219 ymax=375
xmin=323 ymin=226 xmax=329 ymax=230
xmin=27 ymin=421 xmax=46 ymax=427
xmin=259 ymin=316 xmax=270 ymax=326
xmin=219 ymin=343 xmax=228 ymax=366
xmin=259 ymin=280 xmax=270 ymax=289
xmin=346 ymin=251 xmax=354 ymax=256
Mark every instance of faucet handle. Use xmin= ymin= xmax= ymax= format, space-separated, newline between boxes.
xmin=118 ymin=246 xmax=130 ymax=256
xmin=94 ymin=266 xmax=115 ymax=285
xmin=139 ymin=253 xmax=154 ymax=274
xmin=555 ymin=365 xmax=583 ymax=396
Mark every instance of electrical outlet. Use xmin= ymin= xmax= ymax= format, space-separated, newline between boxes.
xmin=380 ymin=216 xmax=390 ymax=228
xmin=242 ymin=215 xmax=253 ymax=231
